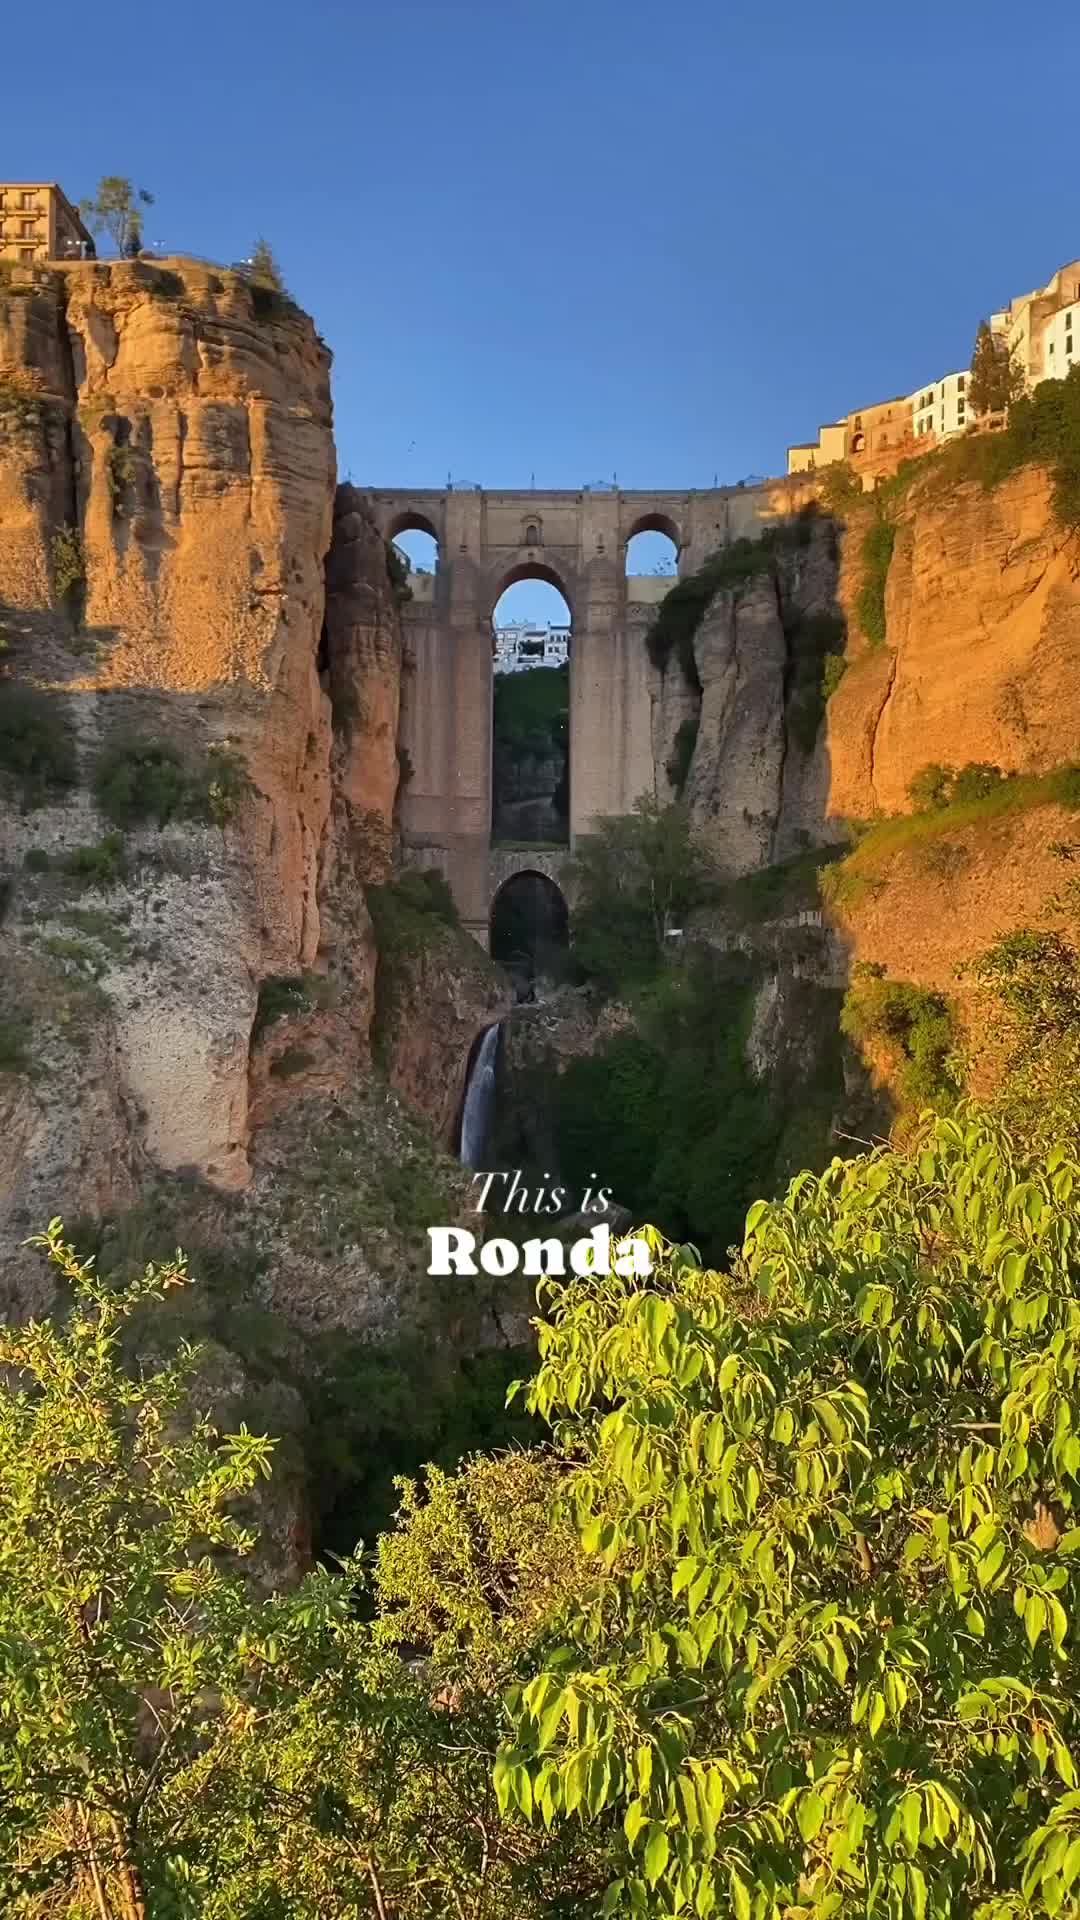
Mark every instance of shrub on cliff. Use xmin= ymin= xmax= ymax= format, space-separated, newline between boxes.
xmin=501 ymin=1111 xmax=1080 ymax=1920
xmin=0 ymin=683 xmax=78 ymax=807
xmin=841 ymin=961 xmax=961 ymax=1109
xmin=93 ymin=735 xmax=250 ymax=829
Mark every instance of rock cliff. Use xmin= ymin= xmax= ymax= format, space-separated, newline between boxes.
xmin=0 ymin=262 xmax=507 ymax=1560
xmin=663 ymin=465 xmax=1080 ymax=868
xmin=826 ymin=466 xmax=1080 ymax=820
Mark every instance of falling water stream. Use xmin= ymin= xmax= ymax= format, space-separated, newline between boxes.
xmin=459 ymin=1022 xmax=501 ymax=1168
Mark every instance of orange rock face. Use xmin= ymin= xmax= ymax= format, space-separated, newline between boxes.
xmin=0 ymin=258 xmax=337 ymax=1212
xmin=826 ymin=467 xmax=1080 ymax=823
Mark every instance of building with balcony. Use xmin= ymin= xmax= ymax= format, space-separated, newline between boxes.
xmin=0 ymin=183 xmax=93 ymax=264
xmin=990 ymin=259 xmax=1080 ymax=388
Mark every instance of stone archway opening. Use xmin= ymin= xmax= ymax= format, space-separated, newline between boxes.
xmin=490 ymin=569 xmax=572 ymax=849
xmin=490 ymin=870 xmax=570 ymax=998
xmin=625 ymin=514 xmax=680 ymax=578
xmin=389 ymin=513 xmax=440 ymax=593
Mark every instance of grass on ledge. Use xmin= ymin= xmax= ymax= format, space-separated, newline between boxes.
xmin=821 ymin=764 xmax=1080 ymax=911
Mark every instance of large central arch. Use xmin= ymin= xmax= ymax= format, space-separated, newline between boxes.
xmin=364 ymin=483 xmax=788 ymax=942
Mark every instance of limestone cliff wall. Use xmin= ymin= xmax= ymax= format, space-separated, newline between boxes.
xmin=825 ymin=466 xmax=1080 ymax=820
xmin=0 ymin=259 xmax=336 ymax=1223
xmin=670 ymin=466 xmax=1080 ymax=866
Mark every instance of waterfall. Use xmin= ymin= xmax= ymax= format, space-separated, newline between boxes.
xmin=460 ymin=1022 xmax=501 ymax=1168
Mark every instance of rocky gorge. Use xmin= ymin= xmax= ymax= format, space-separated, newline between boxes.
xmin=3 ymin=254 xmax=1080 ymax=1565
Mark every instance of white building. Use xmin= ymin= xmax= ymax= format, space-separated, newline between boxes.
xmin=910 ymin=370 xmax=971 ymax=441
xmin=1040 ymin=296 xmax=1080 ymax=384
xmin=493 ymin=622 xmax=570 ymax=674
xmin=991 ymin=259 xmax=1080 ymax=389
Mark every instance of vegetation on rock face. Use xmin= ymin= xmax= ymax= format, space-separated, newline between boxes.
xmin=840 ymin=961 xmax=961 ymax=1111
xmin=855 ymin=511 xmax=896 ymax=648
xmin=821 ymin=763 xmax=1080 ymax=911
xmin=570 ymin=796 xmax=714 ymax=992
xmin=645 ymin=535 xmax=775 ymax=681
xmin=366 ymin=866 xmax=465 ymax=1062
xmin=49 ymin=526 xmax=86 ymax=614
xmin=93 ymin=735 xmax=250 ymax=830
xmin=785 ymin=609 xmax=848 ymax=751
xmin=252 ymin=969 xmax=334 ymax=1042
xmin=0 ymin=683 xmax=78 ymax=807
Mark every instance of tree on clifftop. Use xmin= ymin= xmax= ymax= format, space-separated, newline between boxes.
xmin=79 ymin=177 xmax=155 ymax=257
xmin=250 ymin=236 xmax=288 ymax=295
xmin=969 ymin=317 xmax=1024 ymax=415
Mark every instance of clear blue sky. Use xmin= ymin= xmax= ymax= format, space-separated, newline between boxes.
xmin=7 ymin=0 xmax=1078 ymax=575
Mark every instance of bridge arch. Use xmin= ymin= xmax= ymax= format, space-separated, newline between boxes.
xmin=488 ymin=557 xmax=576 ymax=625
xmin=489 ymin=864 xmax=571 ymax=984
xmin=624 ymin=508 xmax=683 ymax=551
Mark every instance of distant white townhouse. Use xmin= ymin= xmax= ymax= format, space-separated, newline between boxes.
xmin=910 ymin=370 xmax=971 ymax=441
xmin=493 ymin=622 xmax=570 ymax=674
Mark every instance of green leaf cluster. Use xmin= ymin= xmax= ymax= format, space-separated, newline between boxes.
xmin=501 ymin=1111 xmax=1080 ymax=1918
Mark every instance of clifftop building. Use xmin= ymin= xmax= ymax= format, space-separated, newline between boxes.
xmin=787 ymin=254 xmax=1080 ymax=480
xmin=0 ymin=183 xmax=93 ymax=264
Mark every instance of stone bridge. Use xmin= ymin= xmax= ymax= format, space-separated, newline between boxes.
xmin=364 ymin=483 xmax=796 ymax=943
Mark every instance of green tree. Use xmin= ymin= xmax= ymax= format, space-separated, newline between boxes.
xmin=500 ymin=1111 xmax=1080 ymax=1919
xmin=969 ymin=319 xmax=1024 ymax=417
xmin=570 ymin=796 xmax=715 ymax=990
xmin=78 ymin=178 xmax=155 ymax=257
xmin=250 ymin=236 xmax=288 ymax=294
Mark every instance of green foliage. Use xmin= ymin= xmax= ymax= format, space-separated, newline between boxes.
xmin=105 ymin=441 xmax=136 ymax=508
xmin=818 ymin=462 xmax=865 ymax=513
xmin=308 ymin=1336 xmax=540 ymax=1554
xmin=252 ymin=970 xmax=333 ymax=1042
xmin=0 ymin=1220 xmax=363 ymax=1915
xmin=93 ymin=735 xmax=250 ymax=829
xmin=665 ymin=713 xmax=699 ymax=793
xmin=570 ymin=796 xmax=715 ymax=993
xmin=78 ymin=176 xmax=153 ymax=255
xmin=59 ymin=832 xmax=128 ymax=889
xmin=557 ymin=955 xmax=781 ymax=1262
xmin=503 ymin=1112 xmax=1080 ymax=1918
xmin=50 ymin=525 xmax=86 ymax=613
xmin=841 ymin=961 xmax=961 ymax=1109
xmin=910 ymin=762 xmax=1006 ymax=810
xmin=0 ymin=1017 xmax=30 ymax=1072
xmin=969 ymin=318 xmax=1025 ymax=416
xmin=646 ymin=536 xmax=776 ymax=680
xmin=385 ymin=538 xmax=413 ymax=603
xmin=786 ymin=610 xmax=848 ymax=752
xmin=922 ymin=364 xmax=1080 ymax=530
xmin=856 ymin=512 xmax=896 ymax=647
xmin=968 ymin=927 xmax=1080 ymax=1147
xmin=0 ymin=683 xmax=78 ymax=807
xmin=250 ymin=235 xmax=288 ymax=294
xmin=494 ymin=663 xmax=568 ymax=754
xmin=821 ymin=763 xmax=1080 ymax=911
xmin=367 ymin=868 xmax=462 ymax=1060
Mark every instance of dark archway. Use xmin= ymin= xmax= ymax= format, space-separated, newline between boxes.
xmin=490 ymin=570 xmax=572 ymax=849
xmin=490 ymin=871 xmax=570 ymax=997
